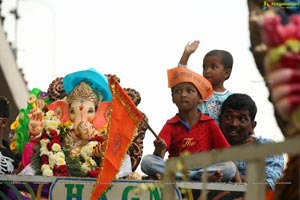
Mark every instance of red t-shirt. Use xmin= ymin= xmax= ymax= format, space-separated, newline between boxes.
xmin=158 ymin=113 xmax=230 ymax=158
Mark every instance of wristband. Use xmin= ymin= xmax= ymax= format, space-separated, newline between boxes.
xmin=178 ymin=63 xmax=187 ymax=67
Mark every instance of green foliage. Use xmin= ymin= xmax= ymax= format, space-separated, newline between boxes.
xmin=63 ymin=147 xmax=87 ymax=177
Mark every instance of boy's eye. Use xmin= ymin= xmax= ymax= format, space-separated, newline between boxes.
xmin=173 ymin=88 xmax=182 ymax=94
xmin=211 ymin=64 xmax=217 ymax=70
xmin=187 ymin=88 xmax=196 ymax=93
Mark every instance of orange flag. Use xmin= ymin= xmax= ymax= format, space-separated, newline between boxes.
xmin=90 ymin=76 xmax=144 ymax=200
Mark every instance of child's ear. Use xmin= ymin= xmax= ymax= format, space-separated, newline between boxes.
xmin=198 ymin=98 xmax=204 ymax=104
xmin=224 ymin=68 xmax=231 ymax=79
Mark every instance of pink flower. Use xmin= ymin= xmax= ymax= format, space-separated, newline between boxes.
xmin=262 ymin=14 xmax=285 ymax=46
xmin=278 ymin=52 xmax=300 ymax=70
xmin=290 ymin=15 xmax=300 ymax=40
xmin=262 ymin=14 xmax=300 ymax=47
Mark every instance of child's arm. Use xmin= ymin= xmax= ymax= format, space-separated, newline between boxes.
xmin=178 ymin=40 xmax=200 ymax=66
xmin=153 ymin=138 xmax=167 ymax=158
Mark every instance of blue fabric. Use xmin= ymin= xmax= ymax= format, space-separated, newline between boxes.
xmin=236 ymin=137 xmax=285 ymax=190
xmin=198 ymin=90 xmax=233 ymax=125
xmin=63 ymin=68 xmax=112 ymax=101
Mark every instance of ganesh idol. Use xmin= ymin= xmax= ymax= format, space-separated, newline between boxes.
xmin=10 ymin=68 xmax=145 ymax=178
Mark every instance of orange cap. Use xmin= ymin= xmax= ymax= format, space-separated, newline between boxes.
xmin=167 ymin=67 xmax=213 ymax=100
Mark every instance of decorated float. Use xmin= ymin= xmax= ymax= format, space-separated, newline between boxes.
xmin=1 ymin=68 xmax=180 ymax=200
xmin=1 ymin=1 xmax=299 ymax=199
xmin=1 ymin=67 xmax=247 ymax=200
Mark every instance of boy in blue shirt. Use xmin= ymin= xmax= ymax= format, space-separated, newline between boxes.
xmin=178 ymin=40 xmax=233 ymax=125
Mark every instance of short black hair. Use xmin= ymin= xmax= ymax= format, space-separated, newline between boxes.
xmin=204 ymin=49 xmax=233 ymax=70
xmin=0 ymin=96 xmax=10 ymax=118
xmin=220 ymin=93 xmax=257 ymax=121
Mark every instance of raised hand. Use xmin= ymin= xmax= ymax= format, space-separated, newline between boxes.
xmin=179 ymin=40 xmax=200 ymax=66
xmin=184 ymin=40 xmax=200 ymax=55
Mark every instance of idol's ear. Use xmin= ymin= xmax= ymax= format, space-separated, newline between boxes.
xmin=93 ymin=101 xmax=111 ymax=130
xmin=47 ymin=100 xmax=70 ymax=122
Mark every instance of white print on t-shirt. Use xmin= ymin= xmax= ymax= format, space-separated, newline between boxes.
xmin=0 ymin=151 xmax=14 ymax=174
xmin=206 ymin=100 xmax=222 ymax=116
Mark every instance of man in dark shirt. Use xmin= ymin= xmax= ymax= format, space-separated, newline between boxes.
xmin=0 ymin=96 xmax=18 ymax=174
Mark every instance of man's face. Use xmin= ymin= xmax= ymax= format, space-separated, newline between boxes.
xmin=219 ymin=108 xmax=256 ymax=145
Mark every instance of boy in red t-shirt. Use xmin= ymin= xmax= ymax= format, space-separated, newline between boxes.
xmin=141 ymin=67 xmax=241 ymax=182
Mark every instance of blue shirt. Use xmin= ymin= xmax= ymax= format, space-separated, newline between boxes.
xmin=198 ymin=90 xmax=233 ymax=125
xmin=236 ymin=137 xmax=284 ymax=190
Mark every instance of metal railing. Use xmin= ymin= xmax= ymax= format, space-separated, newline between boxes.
xmin=163 ymin=135 xmax=300 ymax=200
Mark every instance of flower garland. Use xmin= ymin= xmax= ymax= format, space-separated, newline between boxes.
xmin=80 ymin=141 xmax=99 ymax=173
xmin=39 ymin=110 xmax=69 ymax=176
xmin=39 ymin=112 xmax=106 ymax=177
xmin=81 ymin=135 xmax=106 ymax=177
xmin=40 ymin=130 xmax=68 ymax=176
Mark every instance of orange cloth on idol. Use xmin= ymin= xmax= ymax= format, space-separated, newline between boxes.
xmin=167 ymin=67 xmax=213 ymax=100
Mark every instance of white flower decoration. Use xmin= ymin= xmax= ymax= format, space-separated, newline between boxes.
xmin=51 ymin=143 xmax=61 ymax=152
xmin=80 ymin=141 xmax=99 ymax=173
xmin=54 ymin=151 xmax=65 ymax=159
xmin=40 ymin=138 xmax=50 ymax=147
xmin=48 ymin=154 xmax=56 ymax=168
xmin=40 ymin=146 xmax=49 ymax=156
xmin=56 ymin=157 xmax=66 ymax=166
xmin=81 ymin=163 xmax=91 ymax=173
xmin=43 ymin=110 xmax=61 ymax=134
xmin=41 ymin=164 xmax=53 ymax=176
